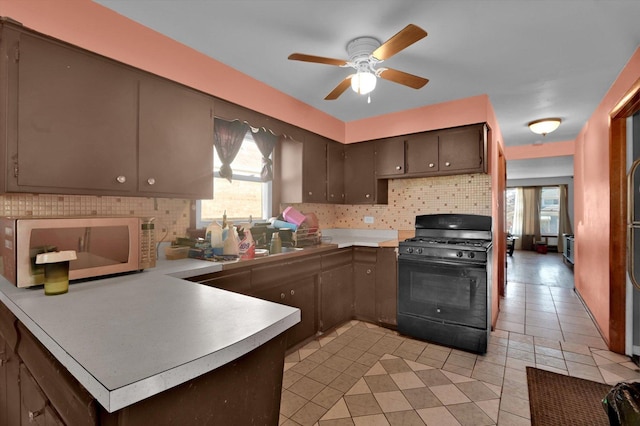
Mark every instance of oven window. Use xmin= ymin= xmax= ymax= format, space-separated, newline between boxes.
xmin=410 ymin=272 xmax=472 ymax=310
xmin=398 ymin=259 xmax=487 ymax=329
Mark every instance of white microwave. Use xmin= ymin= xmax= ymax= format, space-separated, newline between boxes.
xmin=0 ymin=216 xmax=155 ymax=288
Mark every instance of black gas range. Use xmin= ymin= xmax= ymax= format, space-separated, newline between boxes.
xmin=397 ymin=214 xmax=493 ymax=354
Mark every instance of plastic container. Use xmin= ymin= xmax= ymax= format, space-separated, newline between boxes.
xmin=273 ymin=219 xmax=298 ymax=231
xmin=283 ymin=207 xmax=306 ymax=226
xmin=206 ymin=221 xmax=223 ymax=249
xmin=35 ymin=250 xmax=77 ymax=295
xmin=223 ymin=226 xmax=240 ymax=256
xmin=269 ymin=232 xmax=282 ymax=254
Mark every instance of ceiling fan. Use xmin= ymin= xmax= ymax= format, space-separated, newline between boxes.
xmin=288 ymin=24 xmax=429 ymax=101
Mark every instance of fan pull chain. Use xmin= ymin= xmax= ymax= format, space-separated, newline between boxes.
xmin=367 ymin=94 xmax=371 ymax=104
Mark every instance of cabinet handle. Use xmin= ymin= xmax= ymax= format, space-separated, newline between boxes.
xmin=445 ymin=162 xmax=451 ymax=167
xmin=290 ymin=289 xmax=295 ymax=296
xmin=29 ymin=409 xmax=43 ymax=422
xmin=116 ymin=175 xmax=127 ymax=184
xmin=280 ymin=293 xmax=285 ymax=300
xmin=395 ymin=165 xmax=402 ymax=171
xmin=428 ymin=163 xmax=435 ymax=168
xmin=365 ymin=194 xmax=371 ymax=199
xmin=0 ymin=357 xmax=6 ymax=366
xmin=366 ymin=269 xmax=372 ymax=274
xmin=147 ymin=178 xmax=156 ymax=185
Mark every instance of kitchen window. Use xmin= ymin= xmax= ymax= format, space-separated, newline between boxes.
xmin=196 ymin=132 xmax=272 ymax=228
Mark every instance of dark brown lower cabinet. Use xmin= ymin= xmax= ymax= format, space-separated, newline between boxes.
xmin=191 ymin=268 xmax=252 ymax=295
xmin=375 ymin=248 xmax=398 ymax=327
xmin=353 ymin=247 xmax=378 ymax=322
xmin=20 ymin=363 xmax=65 ymax=426
xmin=0 ymin=333 xmax=21 ymax=426
xmin=320 ymin=250 xmax=353 ymax=332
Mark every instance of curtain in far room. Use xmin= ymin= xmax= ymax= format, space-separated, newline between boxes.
xmin=519 ymin=186 xmax=541 ymax=250
xmin=557 ymin=184 xmax=573 ymax=253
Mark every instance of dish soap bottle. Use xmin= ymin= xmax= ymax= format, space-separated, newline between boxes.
xmin=269 ymin=232 xmax=282 ymax=254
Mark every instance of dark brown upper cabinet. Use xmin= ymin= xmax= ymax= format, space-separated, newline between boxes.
xmin=278 ymin=134 xmax=328 ymax=204
xmin=0 ymin=20 xmax=214 ymax=199
xmin=344 ymin=142 xmax=388 ymax=205
xmin=138 ymin=75 xmax=214 ymax=199
xmin=375 ymin=136 xmax=406 ymax=178
xmin=326 ymin=141 xmax=345 ymax=203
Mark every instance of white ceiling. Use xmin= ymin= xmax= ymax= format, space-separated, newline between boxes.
xmin=95 ymin=0 xmax=640 ymax=179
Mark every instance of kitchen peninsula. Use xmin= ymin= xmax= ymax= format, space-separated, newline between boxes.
xmin=0 ymin=231 xmax=397 ymax=425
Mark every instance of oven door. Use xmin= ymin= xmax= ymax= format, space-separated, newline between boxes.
xmin=398 ymin=256 xmax=487 ymax=329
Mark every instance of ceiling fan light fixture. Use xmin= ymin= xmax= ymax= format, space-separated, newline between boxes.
xmin=528 ymin=118 xmax=562 ymax=136
xmin=350 ymin=71 xmax=377 ymax=95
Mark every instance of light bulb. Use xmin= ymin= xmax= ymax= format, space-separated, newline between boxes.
xmin=350 ymin=71 xmax=377 ymax=95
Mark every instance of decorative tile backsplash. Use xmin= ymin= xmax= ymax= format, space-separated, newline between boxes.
xmin=0 ymin=174 xmax=490 ymax=242
xmin=288 ymin=173 xmax=492 ymax=231
xmin=0 ymin=194 xmax=191 ymax=241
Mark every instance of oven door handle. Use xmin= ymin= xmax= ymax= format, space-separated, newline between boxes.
xmin=398 ymin=255 xmax=487 ymax=269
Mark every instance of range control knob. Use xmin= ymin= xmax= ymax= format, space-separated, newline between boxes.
xmin=456 ymin=251 xmax=463 ymax=258
xmin=417 ymin=248 xmax=423 ymax=254
xmin=406 ymin=247 xmax=414 ymax=254
xmin=468 ymin=252 xmax=475 ymax=259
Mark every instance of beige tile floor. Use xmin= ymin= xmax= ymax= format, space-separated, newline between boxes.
xmin=279 ymin=252 xmax=640 ymax=425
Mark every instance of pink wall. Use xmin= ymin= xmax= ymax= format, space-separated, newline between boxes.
xmin=345 ymin=95 xmax=491 ymax=143
xmin=505 ymin=140 xmax=574 ymax=160
xmin=574 ymin=47 xmax=640 ymax=344
xmin=0 ymin=0 xmax=506 ymax=327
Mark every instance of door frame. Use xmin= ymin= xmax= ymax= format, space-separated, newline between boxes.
xmin=609 ymin=77 xmax=640 ymax=353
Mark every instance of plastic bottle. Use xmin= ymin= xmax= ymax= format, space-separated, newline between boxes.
xmin=223 ymin=226 xmax=240 ymax=256
xmin=206 ymin=221 xmax=224 ymax=254
xmin=269 ymin=232 xmax=282 ymax=254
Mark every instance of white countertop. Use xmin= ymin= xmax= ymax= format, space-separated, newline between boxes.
xmin=321 ymin=228 xmax=398 ymax=248
xmin=0 ymin=268 xmax=299 ymax=413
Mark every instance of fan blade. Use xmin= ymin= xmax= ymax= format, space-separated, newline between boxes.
xmin=379 ymin=68 xmax=429 ymax=89
xmin=325 ymin=77 xmax=352 ymax=100
xmin=372 ymin=24 xmax=427 ymax=61
xmin=288 ymin=53 xmax=347 ymax=66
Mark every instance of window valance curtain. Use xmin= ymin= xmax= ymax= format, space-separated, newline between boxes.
xmin=251 ymin=127 xmax=279 ymax=182
xmin=213 ymin=118 xmax=249 ymax=182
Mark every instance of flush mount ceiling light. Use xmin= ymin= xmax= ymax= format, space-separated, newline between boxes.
xmin=528 ymin=118 xmax=562 ymax=136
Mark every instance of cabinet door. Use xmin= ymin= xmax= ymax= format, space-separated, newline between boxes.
xmin=20 ymin=363 xmax=65 ymax=426
xmin=138 ymin=76 xmax=214 ymax=199
xmin=0 ymin=337 xmax=20 ymax=426
xmin=405 ymin=132 xmax=439 ymax=174
xmin=438 ymin=125 xmax=484 ymax=173
xmin=303 ymin=135 xmax=327 ymax=203
xmin=288 ymin=276 xmax=317 ymax=345
xmin=353 ymin=263 xmax=376 ymax=322
xmin=320 ymin=264 xmax=353 ymax=331
xmin=344 ymin=142 xmax=376 ymax=204
xmin=375 ymin=248 xmax=398 ymax=326
xmin=13 ymin=33 xmax=138 ymax=194
xmin=326 ymin=141 xmax=345 ymax=203
xmin=375 ymin=137 xmax=405 ymax=177
xmin=191 ymin=270 xmax=252 ymax=295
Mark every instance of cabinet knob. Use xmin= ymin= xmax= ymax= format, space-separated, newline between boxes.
xmin=147 ymin=178 xmax=156 ymax=185
xmin=330 ymin=194 xmax=334 ymax=198
xmin=308 ymin=191 xmax=312 ymax=196
xmin=290 ymin=289 xmax=295 ymax=296
xmin=445 ymin=162 xmax=451 ymax=167
xmin=365 ymin=194 xmax=371 ymax=199
xmin=366 ymin=269 xmax=372 ymax=274
xmin=395 ymin=165 xmax=402 ymax=171
xmin=116 ymin=175 xmax=127 ymax=184
xmin=280 ymin=293 xmax=285 ymax=300
xmin=29 ymin=409 xmax=43 ymax=421
xmin=428 ymin=163 xmax=435 ymax=168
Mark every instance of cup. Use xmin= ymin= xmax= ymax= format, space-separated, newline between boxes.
xmin=35 ymin=250 xmax=77 ymax=296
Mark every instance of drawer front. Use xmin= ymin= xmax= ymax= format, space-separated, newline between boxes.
xmin=251 ymin=255 xmax=321 ymax=291
xmin=17 ymin=323 xmax=98 ymax=426
xmin=321 ymin=249 xmax=352 ymax=270
xmin=353 ymin=247 xmax=377 ymax=263
xmin=0 ymin=302 xmax=18 ymax=351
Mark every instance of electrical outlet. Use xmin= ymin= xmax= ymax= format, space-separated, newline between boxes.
xmin=364 ymin=216 xmax=374 ymax=224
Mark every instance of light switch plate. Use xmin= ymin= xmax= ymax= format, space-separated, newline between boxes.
xmin=364 ymin=216 xmax=374 ymax=224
